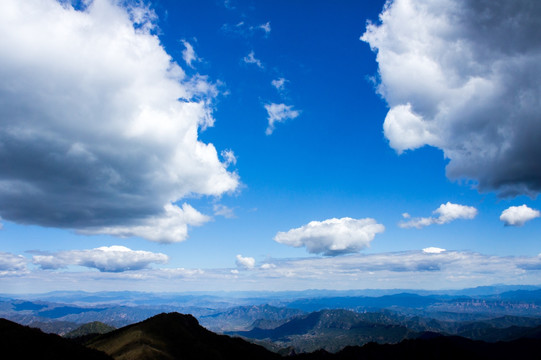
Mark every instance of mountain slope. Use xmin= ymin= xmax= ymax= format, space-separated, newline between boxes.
xmin=87 ymin=312 xmax=281 ymax=360
xmin=65 ymin=321 xmax=116 ymax=338
xmin=0 ymin=318 xmax=112 ymax=360
xmin=232 ymin=309 xmax=417 ymax=353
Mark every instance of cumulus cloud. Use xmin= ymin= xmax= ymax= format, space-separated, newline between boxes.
xmin=0 ymin=0 xmax=238 ymax=242
xmin=274 ymin=217 xmax=385 ymax=256
xmin=181 ymin=40 xmax=199 ymax=68
xmin=80 ymin=203 xmax=210 ymax=243
xmin=362 ymin=0 xmax=541 ymax=196
xmin=500 ymin=204 xmax=541 ymax=226
xmin=264 ymin=103 xmax=300 ymax=135
xmin=243 ymin=50 xmax=263 ymax=68
xmin=0 ymin=252 xmax=27 ymax=275
xmin=32 ymin=245 xmax=168 ymax=272
xmin=235 ymin=254 xmax=255 ymax=269
xmin=400 ymin=202 xmax=477 ymax=229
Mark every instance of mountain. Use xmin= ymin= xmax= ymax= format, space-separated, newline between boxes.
xmin=198 ymin=304 xmax=305 ymax=332
xmin=65 ymin=321 xmax=116 ymax=338
xmin=0 ymin=318 xmax=112 ymax=360
xmin=87 ymin=312 xmax=281 ymax=360
xmin=290 ymin=336 xmax=541 ymax=360
xmin=231 ymin=309 xmax=418 ymax=353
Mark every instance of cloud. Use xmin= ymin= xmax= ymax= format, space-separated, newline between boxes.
xmin=235 ymin=254 xmax=255 ymax=269
xmin=220 ymin=149 xmax=237 ymax=166
xmin=361 ymin=0 xmax=541 ymax=197
xmin=32 ymin=245 xmax=168 ymax=272
xmin=259 ymin=21 xmax=271 ymax=35
xmin=213 ymin=204 xmax=235 ymax=218
xmin=0 ymin=0 xmax=238 ymax=242
xmin=80 ymin=203 xmax=210 ymax=243
xmin=500 ymin=205 xmax=541 ymax=226
xmin=0 ymin=252 xmax=27 ymax=276
xmin=181 ymin=40 xmax=199 ymax=68
xmin=264 ymin=103 xmax=300 ymax=135
xmin=400 ymin=202 xmax=477 ymax=229
xmin=274 ymin=217 xmax=385 ymax=256
xmin=423 ymin=247 xmax=446 ymax=254
xmin=243 ymin=50 xmax=263 ymax=68
xmin=221 ymin=21 xmax=271 ymax=37
xmin=271 ymin=77 xmax=287 ymax=91
xmin=5 ymin=249 xmax=541 ymax=292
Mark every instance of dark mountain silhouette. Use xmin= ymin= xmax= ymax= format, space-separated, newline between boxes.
xmin=87 ymin=312 xmax=281 ymax=360
xmin=0 ymin=318 xmax=112 ymax=360
xmin=290 ymin=336 xmax=541 ymax=360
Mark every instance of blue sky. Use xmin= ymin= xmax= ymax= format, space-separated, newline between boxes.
xmin=1 ymin=0 xmax=541 ymax=293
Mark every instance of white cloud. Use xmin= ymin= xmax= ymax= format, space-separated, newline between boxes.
xmin=271 ymin=77 xmax=287 ymax=91
xmin=5 ymin=249 xmax=541 ymax=292
xmin=264 ymin=103 xmax=300 ymax=135
xmin=220 ymin=149 xmax=237 ymax=166
xmin=500 ymin=205 xmax=541 ymax=227
xmin=181 ymin=40 xmax=198 ymax=68
xmin=221 ymin=21 xmax=271 ymax=37
xmin=0 ymin=252 xmax=27 ymax=276
xmin=361 ymin=0 xmax=541 ymax=196
xmin=213 ymin=204 xmax=235 ymax=218
xmin=32 ymin=245 xmax=168 ymax=272
xmin=400 ymin=202 xmax=477 ymax=229
xmin=81 ymin=203 xmax=210 ymax=243
xmin=243 ymin=50 xmax=263 ymax=68
xmin=423 ymin=247 xmax=446 ymax=254
xmin=274 ymin=217 xmax=385 ymax=256
xmin=235 ymin=254 xmax=255 ymax=269
xmin=0 ymin=0 xmax=238 ymax=242
xmin=259 ymin=21 xmax=271 ymax=35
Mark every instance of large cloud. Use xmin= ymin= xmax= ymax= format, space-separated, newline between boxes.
xmin=0 ymin=0 xmax=238 ymax=242
xmin=32 ymin=245 xmax=168 ymax=272
xmin=500 ymin=205 xmax=541 ymax=227
xmin=400 ymin=202 xmax=478 ymax=229
xmin=362 ymin=0 xmax=541 ymax=196
xmin=274 ymin=217 xmax=385 ymax=256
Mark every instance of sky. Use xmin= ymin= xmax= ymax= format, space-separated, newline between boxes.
xmin=1 ymin=0 xmax=541 ymax=293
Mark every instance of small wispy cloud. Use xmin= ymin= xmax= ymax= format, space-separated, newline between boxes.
xmin=243 ymin=50 xmax=263 ymax=68
xmin=264 ymin=103 xmax=300 ymax=135
xmin=271 ymin=77 xmax=287 ymax=91
xmin=181 ymin=39 xmax=199 ymax=68
xmin=213 ymin=204 xmax=235 ymax=219
xmin=221 ymin=149 xmax=237 ymax=167
xmin=222 ymin=21 xmax=271 ymax=37
xmin=400 ymin=202 xmax=477 ymax=229
xmin=259 ymin=21 xmax=271 ymax=35
xmin=500 ymin=205 xmax=540 ymax=227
